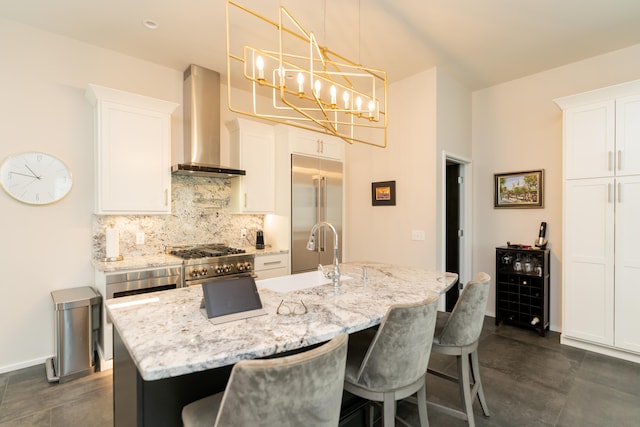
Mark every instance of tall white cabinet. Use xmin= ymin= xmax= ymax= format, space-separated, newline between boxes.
xmin=556 ymin=80 xmax=640 ymax=362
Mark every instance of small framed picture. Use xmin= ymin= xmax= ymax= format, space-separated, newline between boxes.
xmin=494 ymin=170 xmax=544 ymax=208
xmin=372 ymin=181 xmax=396 ymax=206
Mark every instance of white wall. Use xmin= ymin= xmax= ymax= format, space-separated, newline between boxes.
xmin=472 ymin=43 xmax=640 ymax=331
xmin=345 ymin=69 xmax=438 ymax=268
xmin=345 ymin=68 xmax=472 ymax=272
xmin=434 ymin=69 xmax=472 ymax=281
xmin=0 ymin=19 xmax=182 ymax=373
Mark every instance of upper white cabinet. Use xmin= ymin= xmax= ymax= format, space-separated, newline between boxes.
xmin=563 ymin=100 xmax=615 ymax=179
xmin=276 ymin=125 xmax=345 ymax=161
xmin=561 ymin=84 xmax=640 ymax=180
xmin=556 ymin=79 xmax=640 ymax=362
xmin=86 ymin=84 xmax=177 ymax=215
xmin=227 ymin=118 xmax=275 ymax=213
xmin=615 ymin=94 xmax=640 ymax=176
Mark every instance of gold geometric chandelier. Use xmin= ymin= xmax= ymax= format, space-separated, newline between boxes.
xmin=226 ymin=0 xmax=387 ymax=148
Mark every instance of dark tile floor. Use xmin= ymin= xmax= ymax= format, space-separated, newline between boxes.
xmin=1 ymin=317 xmax=639 ymax=426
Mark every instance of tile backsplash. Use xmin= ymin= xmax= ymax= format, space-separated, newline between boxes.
xmin=92 ymin=174 xmax=263 ymax=258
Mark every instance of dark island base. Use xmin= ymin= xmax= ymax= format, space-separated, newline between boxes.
xmin=113 ymin=329 xmax=370 ymax=426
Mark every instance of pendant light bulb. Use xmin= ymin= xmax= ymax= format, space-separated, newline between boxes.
xmin=314 ymin=79 xmax=322 ymax=98
xmin=343 ymin=91 xmax=350 ymax=109
xmin=256 ymin=56 xmax=265 ymax=81
xmin=330 ymin=85 xmax=337 ymax=106
xmin=297 ymin=72 xmax=304 ymax=95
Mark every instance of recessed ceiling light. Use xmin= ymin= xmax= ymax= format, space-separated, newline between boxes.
xmin=142 ymin=19 xmax=159 ymax=30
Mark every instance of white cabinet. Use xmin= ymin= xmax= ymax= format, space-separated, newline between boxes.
xmin=254 ymin=253 xmax=289 ymax=280
xmin=227 ymin=118 xmax=275 ymax=213
xmin=276 ymin=125 xmax=345 ymax=161
xmin=614 ymin=175 xmax=640 ymax=353
xmin=556 ymin=79 xmax=640 ymax=362
xmin=563 ymin=178 xmax=614 ymax=345
xmin=563 ymin=100 xmax=615 ymax=179
xmin=615 ymin=94 xmax=640 ymax=176
xmin=86 ymin=84 xmax=177 ymax=214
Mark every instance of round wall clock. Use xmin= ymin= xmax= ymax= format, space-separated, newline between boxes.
xmin=0 ymin=151 xmax=73 ymax=205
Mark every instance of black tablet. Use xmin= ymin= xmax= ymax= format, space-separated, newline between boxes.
xmin=201 ymin=276 xmax=267 ymax=324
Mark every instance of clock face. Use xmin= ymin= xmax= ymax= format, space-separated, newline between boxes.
xmin=0 ymin=151 xmax=73 ymax=205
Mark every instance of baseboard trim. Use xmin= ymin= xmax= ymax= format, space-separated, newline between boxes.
xmin=561 ymin=335 xmax=640 ymax=363
xmin=0 ymin=355 xmax=52 ymax=375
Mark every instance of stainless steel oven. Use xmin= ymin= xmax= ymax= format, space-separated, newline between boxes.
xmin=105 ymin=266 xmax=183 ymax=298
xmin=96 ymin=265 xmax=183 ymax=366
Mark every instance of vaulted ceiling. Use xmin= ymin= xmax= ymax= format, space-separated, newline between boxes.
xmin=2 ymin=0 xmax=640 ymax=90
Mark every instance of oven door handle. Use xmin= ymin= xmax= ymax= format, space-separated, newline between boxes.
xmin=106 ymin=275 xmax=182 ymax=298
xmin=185 ymin=273 xmax=257 ymax=287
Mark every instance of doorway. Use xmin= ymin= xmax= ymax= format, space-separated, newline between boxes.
xmin=445 ymin=162 xmax=460 ymax=311
xmin=443 ymin=155 xmax=470 ymax=312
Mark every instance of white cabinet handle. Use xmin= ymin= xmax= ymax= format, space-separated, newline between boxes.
xmin=164 ymin=189 xmax=169 ymax=206
xmin=618 ymin=182 xmax=622 ymax=203
xmin=263 ymin=260 xmax=282 ymax=266
xmin=608 ymin=151 xmax=613 ymax=171
xmin=617 ymin=150 xmax=622 ymax=171
xmin=608 ymin=183 xmax=612 ymax=203
xmin=244 ymin=193 xmax=248 ymax=208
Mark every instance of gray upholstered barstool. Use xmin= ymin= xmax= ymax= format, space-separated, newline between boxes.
xmin=181 ymin=333 xmax=348 ymax=427
xmin=427 ymin=272 xmax=491 ymax=427
xmin=343 ymin=297 xmax=439 ymax=427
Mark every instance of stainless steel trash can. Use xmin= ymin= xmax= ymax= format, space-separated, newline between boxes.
xmin=46 ymin=286 xmax=101 ymax=383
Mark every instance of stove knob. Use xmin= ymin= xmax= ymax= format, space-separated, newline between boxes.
xmin=225 ymin=265 xmax=232 ymax=273
xmin=216 ymin=266 xmax=223 ymax=274
xmin=237 ymin=263 xmax=245 ymax=271
xmin=202 ymin=267 xmax=208 ymax=276
xmin=190 ymin=270 xmax=198 ymax=278
xmin=244 ymin=262 xmax=252 ymax=271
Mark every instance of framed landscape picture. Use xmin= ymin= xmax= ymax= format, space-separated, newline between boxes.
xmin=494 ymin=170 xmax=544 ymax=208
xmin=372 ymin=181 xmax=396 ymax=206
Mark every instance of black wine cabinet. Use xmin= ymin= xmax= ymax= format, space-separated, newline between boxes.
xmin=495 ymin=246 xmax=550 ymax=336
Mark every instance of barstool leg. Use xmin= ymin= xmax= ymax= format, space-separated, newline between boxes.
xmin=383 ymin=393 xmax=395 ymax=427
xmin=417 ymin=383 xmax=430 ymax=427
xmin=458 ymin=354 xmax=475 ymax=427
xmin=471 ymin=349 xmax=490 ymax=416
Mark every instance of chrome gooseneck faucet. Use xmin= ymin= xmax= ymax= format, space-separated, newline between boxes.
xmin=306 ymin=221 xmax=340 ymax=287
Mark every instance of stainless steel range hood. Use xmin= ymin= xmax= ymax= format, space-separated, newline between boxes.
xmin=172 ymin=64 xmax=245 ymax=178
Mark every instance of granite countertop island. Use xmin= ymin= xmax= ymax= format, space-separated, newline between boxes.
xmin=107 ymin=262 xmax=457 ymax=426
xmin=108 ymin=262 xmax=456 ymax=380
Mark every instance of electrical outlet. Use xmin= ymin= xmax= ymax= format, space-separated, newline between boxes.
xmin=136 ymin=232 xmax=145 ymax=245
xmin=411 ymin=230 xmax=425 ymax=241
xmin=240 ymin=228 xmax=247 ymax=238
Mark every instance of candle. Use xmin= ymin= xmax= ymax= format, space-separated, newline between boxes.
xmin=256 ymin=56 xmax=265 ymax=80
xmin=297 ymin=72 xmax=304 ymax=94
xmin=330 ymin=85 xmax=337 ymax=106
xmin=314 ymin=79 xmax=321 ymax=98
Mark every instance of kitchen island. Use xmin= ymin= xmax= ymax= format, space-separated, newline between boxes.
xmin=107 ymin=262 xmax=457 ymax=426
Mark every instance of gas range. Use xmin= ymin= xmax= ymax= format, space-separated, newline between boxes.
xmin=167 ymin=244 xmax=254 ymax=286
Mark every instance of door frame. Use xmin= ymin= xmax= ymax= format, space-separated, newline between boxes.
xmin=440 ymin=151 xmax=472 ymax=310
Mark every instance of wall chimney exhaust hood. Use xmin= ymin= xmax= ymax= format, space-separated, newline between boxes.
xmin=172 ymin=65 xmax=246 ymax=178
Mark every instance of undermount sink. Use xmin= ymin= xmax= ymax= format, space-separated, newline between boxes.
xmin=257 ymin=270 xmax=352 ymax=293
